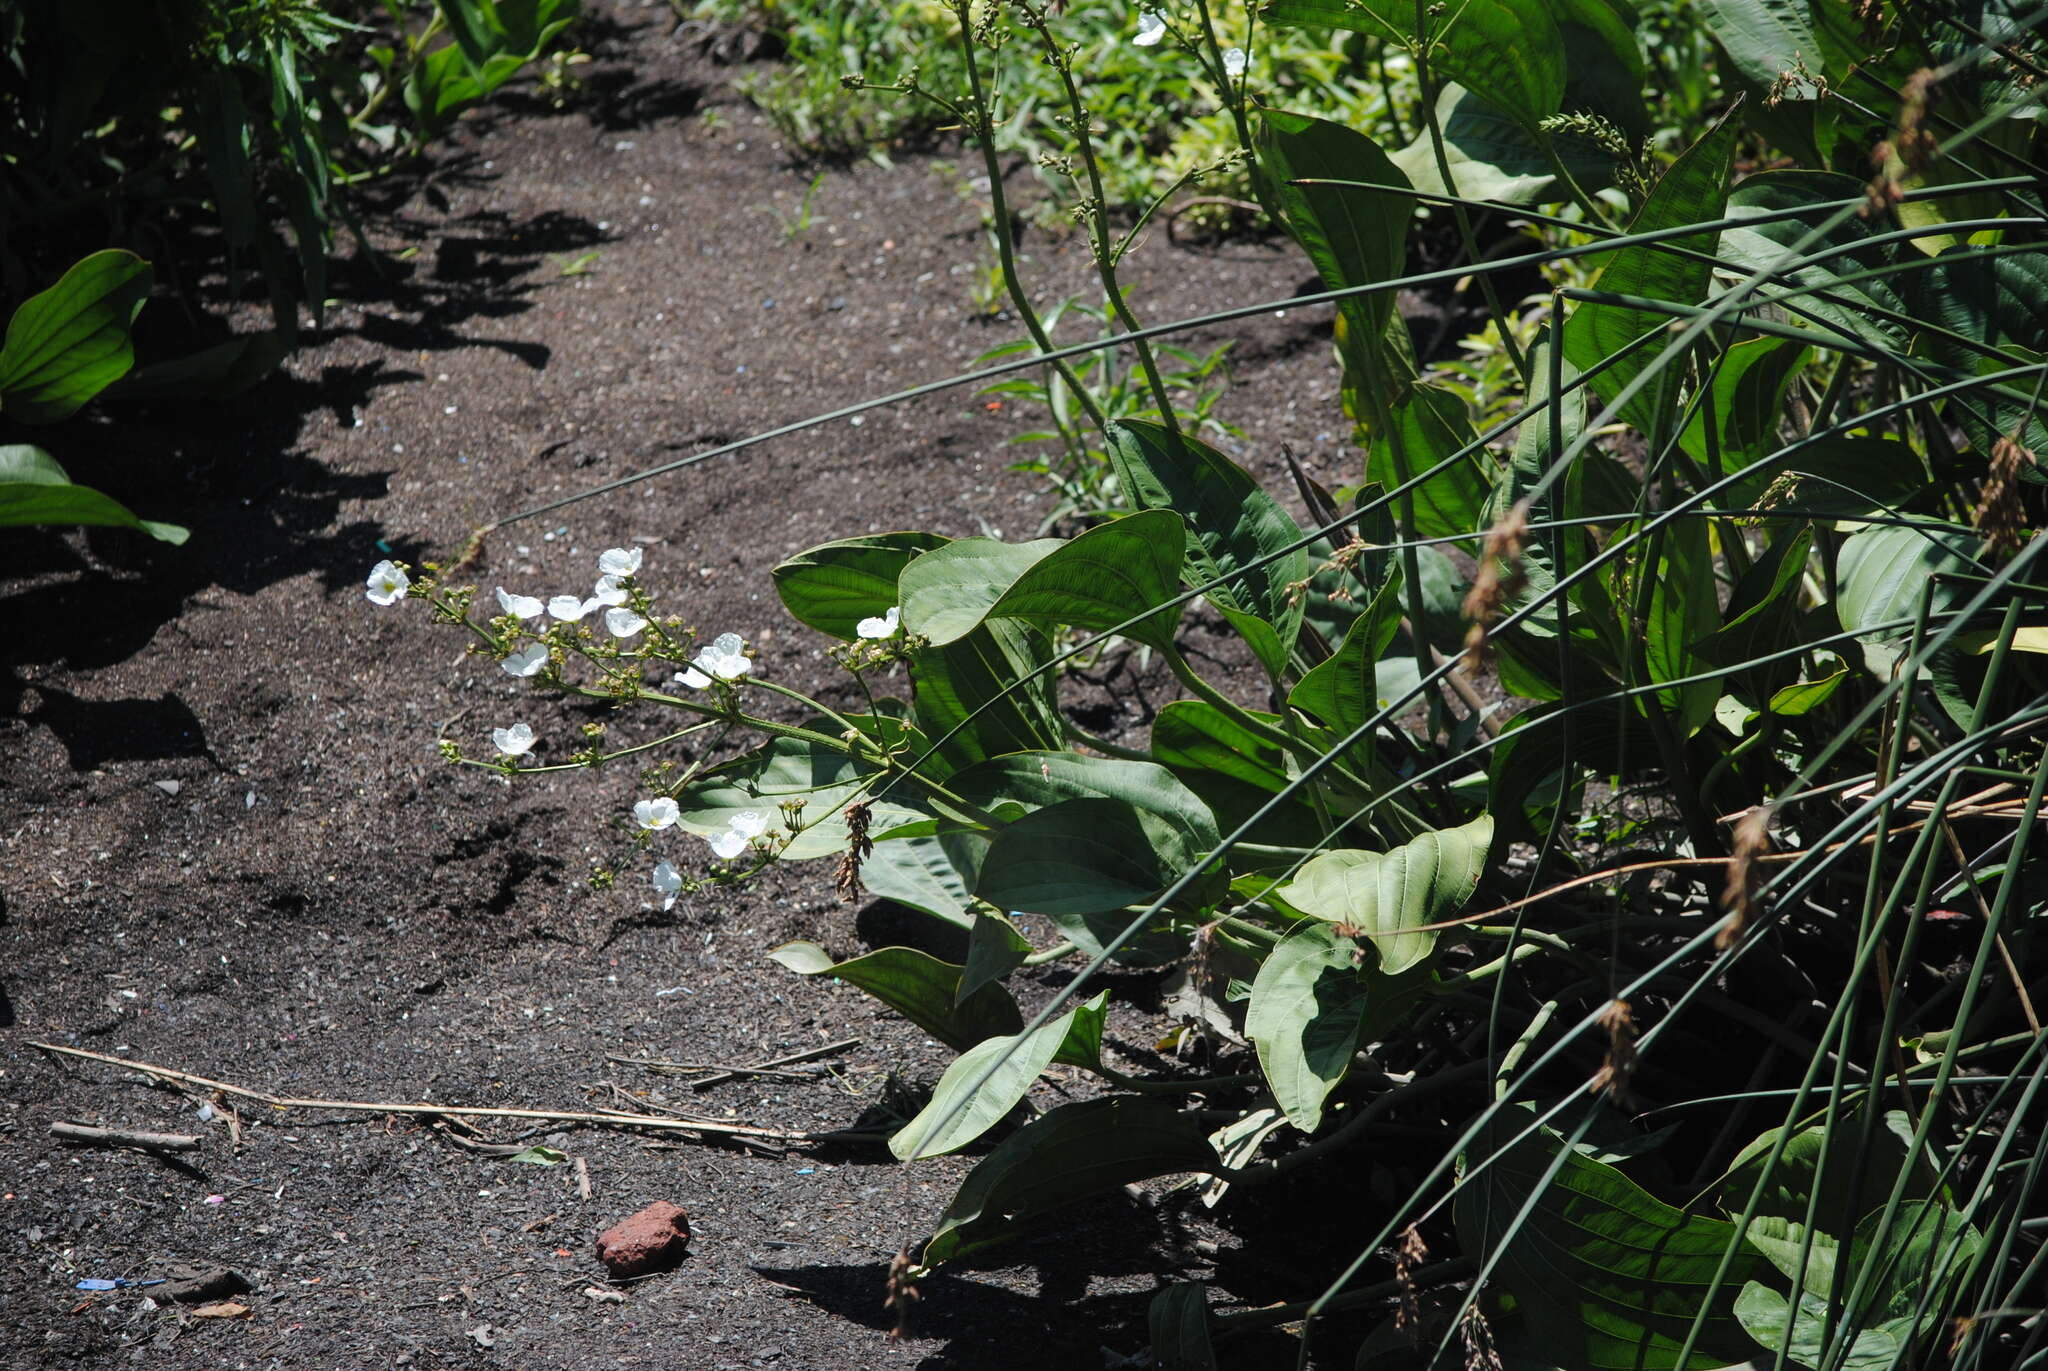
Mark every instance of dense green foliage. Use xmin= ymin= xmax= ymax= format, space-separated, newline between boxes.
xmin=389 ymin=1 xmax=2048 ymax=1367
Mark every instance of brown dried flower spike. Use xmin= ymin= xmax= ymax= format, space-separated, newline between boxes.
xmin=1719 ymin=805 xmax=1774 ymax=950
xmin=1976 ymin=432 xmax=2036 ymax=554
xmin=1588 ymin=998 xmax=1638 ymax=1104
xmin=836 ymin=801 xmax=876 ymax=904
xmin=1461 ymin=500 xmax=1530 ymax=674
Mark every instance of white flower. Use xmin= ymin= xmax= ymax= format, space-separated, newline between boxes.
xmin=366 ymin=560 xmax=410 ymax=606
xmin=495 ymin=587 xmax=544 ymax=620
xmin=502 ymin=644 xmax=548 ymax=677
xmin=1134 ymin=10 xmax=1166 ymax=46
xmin=708 ymin=829 xmax=749 ymax=860
xmin=598 ymin=547 xmax=643 ymax=578
xmin=729 ymin=809 xmax=771 ymax=840
xmin=1222 ymin=46 xmax=1247 ymax=77
xmin=693 ymin=631 xmax=751 ymax=681
xmin=491 ymin=722 xmax=536 ymax=757
xmin=856 ymin=605 xmax=902 ymax=639
xmin=590 ymin=575 xmax=628 ymax=608
xmin=547 ymin=594 xmax=591 ymax=622
xmin=634 ymin=797 xmax=680 ymax=831
xmin=651 ymin=860 xmax=682 ymax=911
xmin=605 ymin=607 xmax=648 ymax=639
xmin=672 ymin=666 xmax=712 ymax=690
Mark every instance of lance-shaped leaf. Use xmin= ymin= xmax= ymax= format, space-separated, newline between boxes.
xmin=1244 ymin=923 xmax=1373 ymax=1132
xmin=919 ymin=1096 xmax=1219 ymax=1266
xmin=773 ymin=531 xmax=947 ymax=639
xmin=899 ymin=535 xmax=1060 ymax=644
xmin=671 ymin=725 xmax=933 ymax=859
xmin=1835 ymin=523 xmax=1978 ymax=640
xmin=1289 ymin=568 xmax=1405 ymax=746
xmin=0 ymin=251 xmax=153 ymax=423
xmin=1564 ymin=109 xmax=1741 ymax=438
xmin=909 ymin=620 xmax=1065 ymax=770
xmin=769 ymin=942 xmax=1022 ymax=1050
xmin=890 ymin=993 xmax=1108 ymax=1159
xmin=1365 ymin=382 xmax=1491 ymax=539
xmin=1278 ymin=816 xmax=1493 ymax=975
xmin=861 ymin=834 xmax=977 ymax=931
xmin=1455 ymin=1112 xmax=1777 ymax=1369
xmin=1106 ymin=419 xmax=1309 ymax=679
xmin=0 ymin=445 xmax=187 ymax=544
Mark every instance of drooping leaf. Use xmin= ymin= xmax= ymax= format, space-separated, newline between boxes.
xmin=1679 ymin=336 xmax=1811 ymax=474
xmin=1153 ymin=700 xmax=1293 ymax=794
xmin=1278 ymin=816 xmax=1494 ymax=975
xmin=975 ymin=796 xmax=1205 ymax=917
xmin=1289 ymin=566 xmax=1404 ymax=747
xmin=1365 ymin=382 xmax=1491 ymax=540
xmin=1643 ymin=516 xmax=1723 ymax=732
xmin=1106 ymin=419 xmax=1309 ymax=678
xmin=1692 ymin=0 xmax=1823 ymax=94
xmin=1387 ymin=85 xmax=1620 ymax=206
xmin=909 ymin=620 xmax=1066 ymax=769
xmin=773 ymin=531 xmax=947 ymax=639
xmin=1456 ymin=1112 xmax=1777 ymax=1369
xmin=1255 ymin=109 xmax=1413 ymax=382
xmin=1245 ymin=923 xmax=1372 ymax=1132
xmin=0 ymin=250 xmax=154 ymax=423
xmin=862 ymin=834 xmax=976 ymax=931
xmin=0 ymin=445 xmax=187 ymax=544
xmin=671 ymin=727 xmax=933 ymax=859
xmin=1719 ymin=172 xmax=1910 ymax=350
xmin=104 ymin=329 xmax=287 ymax=401
xmin=769 ymin=942 xmax=1022 ymax=1050
xmin=1711 ymin=1110 xmax=1931 ymax=1244
xmin=889 ymin=993 xmax=1106 ymax=1159
xmin=957 ymin=911 xmax=1033 ymax=1004
xmin=1564 ymin=109 xmax=1741 ymax=438
xmin=1149 ymin=1283 xmax=1220 ymax=1371
xmin=1766 ymin=670 xmax=1846 ymax=716
xmin=919 ymin=1096 xmax=1219 ymax=1266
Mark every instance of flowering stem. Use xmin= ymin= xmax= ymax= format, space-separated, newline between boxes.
xmin=949 ymin=0 xmax=1111 ymax=433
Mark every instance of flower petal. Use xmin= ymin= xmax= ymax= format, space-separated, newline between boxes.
xmin=590 ymin=576 xmax=628 ymax=607
xmin=708 ymin=830 xmax=749 ymax=860
xmin=634 ymin=797 xmax=680 ymax=831
xmin=728 ymin=809 xmax=770 ymax=840
xmin=651 ymin=860 xmax=683 ymax=908
xmin=491 ymin=722 xmax=536 ymax=756
xmin=856 ymin=605 xmax=902 ymax=639
xmin=598 ymin=547 xmax=643 ymax=578
xmin=672 ymin=667 xmax=712 ymax=689
xmin=495 ymin=587 xmax=544 ymax=619
xmin=502 ymin=644 xmax=548 ymax=677
xmin=1134 ymin=10 xmax=1166 ymax=45
xmin=548 ymin=595 xmax=589 ymax=622
xmin=366 ymin=560 xmax=410 ymax=606
xmin=1222 ymin=46 xmax=1246 ymax=76
xmin=605 ymin=607 xmax=648 ymax=638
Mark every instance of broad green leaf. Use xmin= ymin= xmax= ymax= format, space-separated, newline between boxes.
xmin=1244 ymin=923 xmax=1371 ymax=1132
xmin=1387 ymin=85 xmax=1620 ymax=206
xmin=862 ymin=834 xmax=976 ymax=931
xmin=1712 ymin=1110 xmax=1930 ymax=1240
xmin=105 ymin=329 xmax=287 ymax=401
xmin=975 ymin=797 xmax=1201 ymax=917
xmin=1767 ymin=670 xmax=1846 ymax=716
xmin=1564 ymin=109 xmax=1740 ymax=438
xmin=1256 ymin=109 xmax=1412 ymax=381
xmin=919 ymin=1096 xmax=1219 ymax=1266
xmin=1365 ymin=382 xmax=1490 ymax=539
xmin=1288 ymin=568 xmax=1405 ymax=750
xmin=1277 ymin=816 xmax=1494 ymax=975
xmin=889 ymin=993 xmax=1105 ymax=1159
xmin=1691 ymin=525 xmax=1814 ymax=667
xmin=983 ymin=509 xmax=1186 ymax=651
xmin=1456 ymin=1113 xmax=1777 ymax=1368
xmin=1263 ymin=0 xmax=1565 ymax=131
xmin=1643 ymin=516 xmax=1722 ymax=732
xmin=900 ymin=536 xmax=1060 ymax=644
xmin=1149 ymin=1283 xmax=1219 ymax=1371
xmin=0 ymin=250 xmax=153 ymax=423
xmin=1152 ymin=700 xmax=1292 ymax=794
xmin=773 ymin=531 xmax=946 ymax=639
xmin=1106 ymin=419 xmax=1309 ymax=678
xmin=671 ymin=728 xmax=931 ymax=859
xmin=769 ymin=942 xmax=1022 ymax=1050
xmin=1734 ymin=1283 xmax=1905 ymax=1371
xmin=1679 ymin=336 xmax=1811 ymax=474
xmin=1720 ymin=172 xmax=1910 ymax=350
xmin=1729 ymin=436 xmax=1929 ymax=517
xmin=1835 ymin=523 xmax=1977 ymax=639
xmin=1693 ymin=0 xmax=1822 ymax=93
xmin=0 ymin=445 xmax=187 ymax=544
xmin=958 ymin=912 xmax=1033 ymax=1004
xmin=909 ymin=620 xmax=1065 ymax=769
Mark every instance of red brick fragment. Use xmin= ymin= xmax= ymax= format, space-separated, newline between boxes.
xmin=593 ymin=1201 xmax=691 ymax=1278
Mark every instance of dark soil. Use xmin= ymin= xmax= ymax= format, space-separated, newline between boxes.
xmin=2 ymin=7 xmax=1439 ymax=1367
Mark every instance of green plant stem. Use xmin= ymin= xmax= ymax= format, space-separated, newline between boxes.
xmin=1099 ymin=1069 xmax=1261 ymax=1095
xmin=1021 ymin=940 xmax=1079 ymax=965
xmin=949 ymin=1 xmax=1109 ymax=434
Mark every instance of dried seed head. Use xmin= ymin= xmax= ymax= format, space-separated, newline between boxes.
xmin=1460 ymin=1304 xmax=1505 ymax=1371
xmin=1719 ymin=805 xmax=1774 ymax=950
xmin=836 ymin=801 xmax=876 ymax=904
xmin=1976 ymin=433 xmax=2036 ymax=554
xmin=1395 ymin=1224 xmax=1430 ymax=1333
xmin=884 ymin=1247 xmax=921 ymax=1340
xmin=1460 ymin=500 xmax=1530 ymax=673
xmin=1589 ymin=998 xmax=1638 ymax=1104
